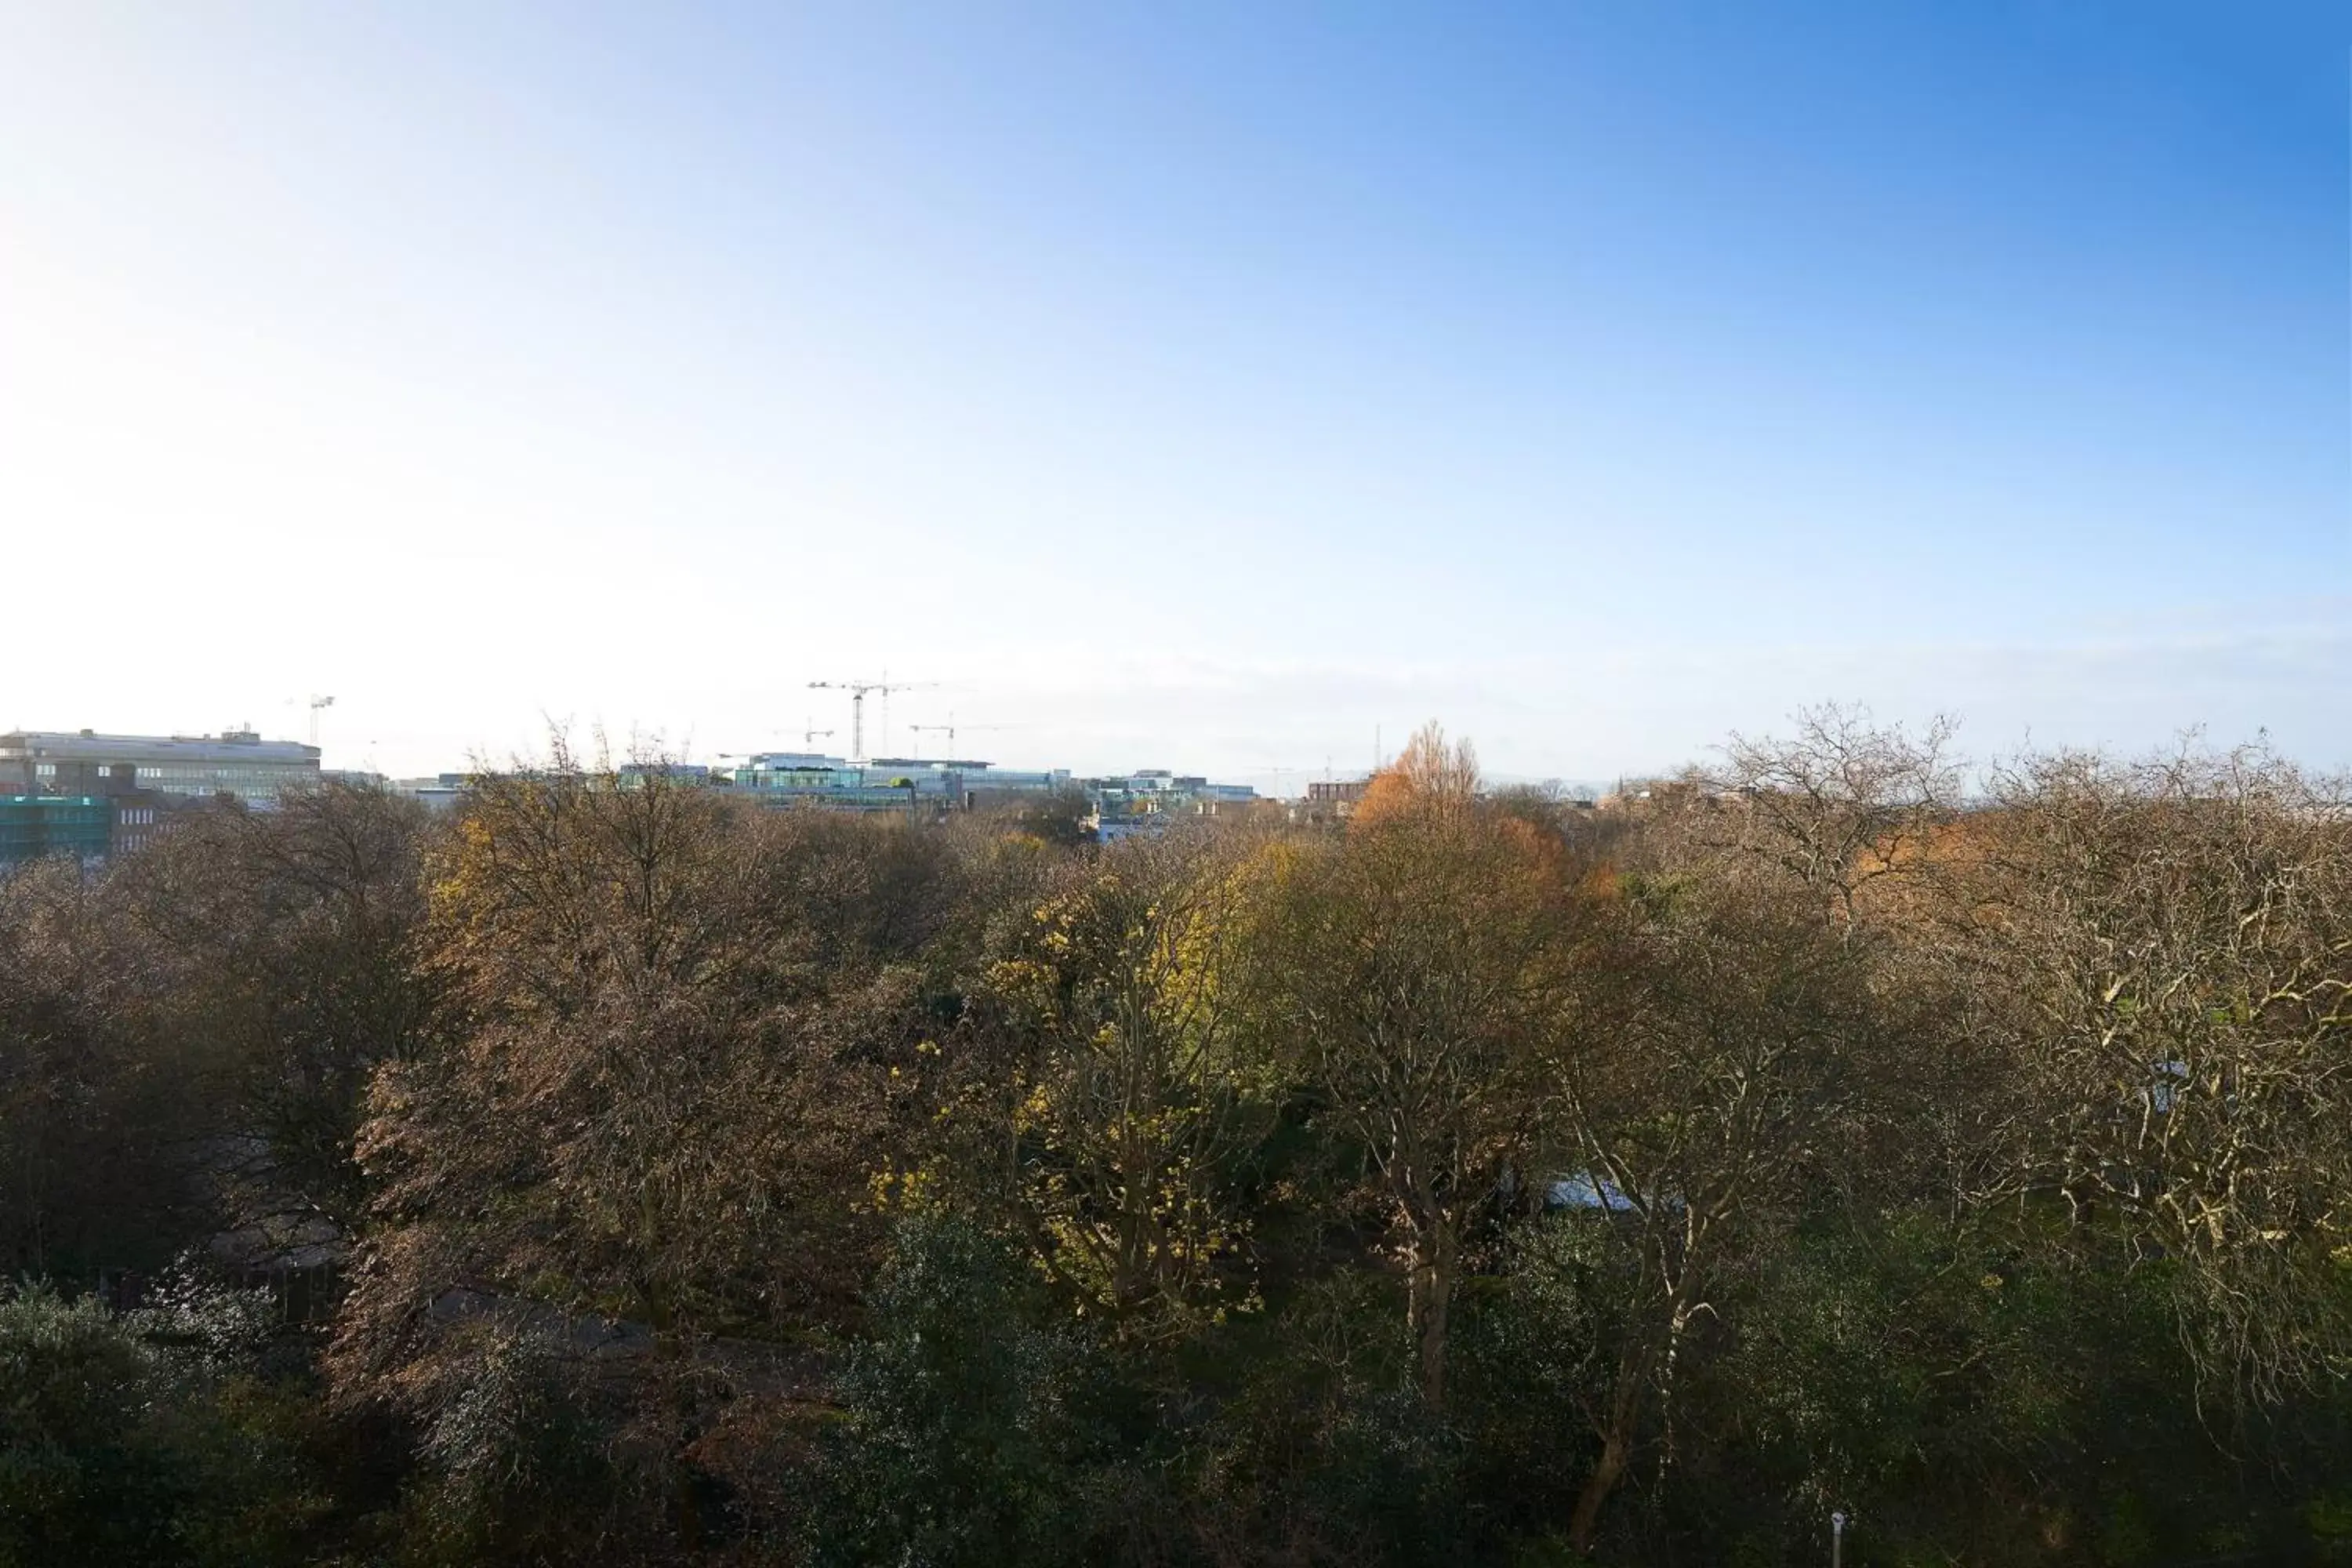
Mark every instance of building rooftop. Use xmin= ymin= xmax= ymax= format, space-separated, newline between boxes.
xmin=740 ymin=752 xmax=849 ymax=770
xmin=1 ymin=728 xmax=320 ymax=765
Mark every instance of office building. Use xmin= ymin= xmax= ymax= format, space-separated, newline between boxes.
xmin=0 ymin=728 xmax=321 ymax=808
xmin=389 ymin=775 xmax=472 ymax=811
xmin=721 ymin=753 xmax=1071 ymax=813
xmin=1081 ymin=770 xmax=1262 ymax=840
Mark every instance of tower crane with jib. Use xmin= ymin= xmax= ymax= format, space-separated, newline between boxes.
xmin=906 ymin=713 xmax=1013 ymax=754
xmin=283 ymin=694 xmax=336 ymax=749
xmin=808 ymin=677 xmax=937 ymax=764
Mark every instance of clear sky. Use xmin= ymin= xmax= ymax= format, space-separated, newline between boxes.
xmin=2 ymin=3 xmax=2344 ymax=788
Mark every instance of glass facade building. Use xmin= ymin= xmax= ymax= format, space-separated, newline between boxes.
xmin=0 ymin=794 xmax=112 ymax=867
xmin=718 ymin=753 xmax=1073 ymax=813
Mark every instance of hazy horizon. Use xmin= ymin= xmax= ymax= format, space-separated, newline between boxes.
xmin=3 ymin=4 xmax=2344 ymax=782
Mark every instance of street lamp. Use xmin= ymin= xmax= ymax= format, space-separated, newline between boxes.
xmin=1831 ymin=1510 xmax=1848 ymax=1568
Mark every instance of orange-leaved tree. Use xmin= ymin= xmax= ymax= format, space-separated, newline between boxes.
xmin=1254 ymin=722 xmax=1588 ymax=1407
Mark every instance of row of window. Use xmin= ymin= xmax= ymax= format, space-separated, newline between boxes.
xmin=138 ymin=767 xmax=314 ymax=797
xmin=20 ymin=761 xmax=314 ymax=793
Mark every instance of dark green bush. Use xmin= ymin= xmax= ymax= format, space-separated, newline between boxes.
xmin=0 ymin=1276 xmax=324 ymax=1568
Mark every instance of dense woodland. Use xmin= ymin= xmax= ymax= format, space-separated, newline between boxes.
xmin=5 ymin=710 xmax=2352 ymax=1566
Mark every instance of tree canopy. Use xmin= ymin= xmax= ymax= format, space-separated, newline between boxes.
xmin=5 ymin=723 xmax=2351 ymax=1566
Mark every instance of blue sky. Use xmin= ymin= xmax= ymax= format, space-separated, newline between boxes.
xmin=1 ymin=2 xmax=2343 ymax=785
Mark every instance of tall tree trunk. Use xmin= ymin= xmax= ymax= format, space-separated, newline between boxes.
xmin=1405 ymin=1213 xmax=1457 ymax=1408
xmin=639 ymin=1278 xmax=704 ymax=1553
xmin=1569 ymin=1342 xmax=1647 ymax=1555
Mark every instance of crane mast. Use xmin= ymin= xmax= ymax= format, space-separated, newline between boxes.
xmin=807 ymin=677 xmax=938 ymax=763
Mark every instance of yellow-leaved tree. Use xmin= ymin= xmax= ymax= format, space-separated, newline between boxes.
xmin=976 ymin=828 xmax=1272 ymax=1338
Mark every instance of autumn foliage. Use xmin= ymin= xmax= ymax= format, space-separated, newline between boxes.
xmin=5 ymin=715 xmax=2352 ymax=1566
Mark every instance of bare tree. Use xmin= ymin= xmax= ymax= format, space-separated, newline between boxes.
xmin=1550 ymin=878 xmax=1878 ymax=1553
xmin=115 ymin=781 xmax=441 ymax=1230
xmin=1703 ymin=702 xmax=1963 ymax=930
xmin=1942 ymin=742 xmax=2352 ymax=1403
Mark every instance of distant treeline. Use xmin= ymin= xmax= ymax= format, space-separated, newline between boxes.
xmin=5 ymin=710 xmax=2350 ymax=1566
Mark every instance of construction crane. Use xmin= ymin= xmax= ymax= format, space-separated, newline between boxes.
xmin=802 ymin=717 xmax=837 ymax=748
xmin=808 ymin=677 xmax=936 ymax=763
xmin=906 ymin=713 xmax=1013 ymax=751
xmin=1254 ymin=764 xmax=1310 ymax=798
